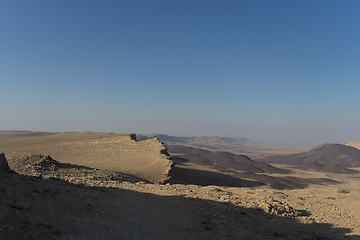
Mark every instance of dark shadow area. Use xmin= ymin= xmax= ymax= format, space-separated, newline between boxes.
xmin=233 ymin=172 xmax=341 ymax=190
xmin=171 ymin=156 xmax=189 ymax=166
xmin=170 ymin=165 xmax=340 ymax=190
xmin=171 ymin=157 xmax=340 ymax=190
xmin=0 ymin=172 xmax=358 ymax=240
xmin=175 ymin=152 xmax=291 ymax=174
xmin=169 ymin=166 xmax=264 ymax=188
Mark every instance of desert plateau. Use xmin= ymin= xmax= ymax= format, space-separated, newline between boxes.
xmin=3 ymin=1 xmax=359 ymax=239
xmin=1 ymin=131 xmax=360 ymax=240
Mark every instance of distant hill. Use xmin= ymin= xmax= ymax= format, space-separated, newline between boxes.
xmin=137 ymin=134 xmax=252 ymax=150
xmin=167 ymin=145 xmax=213 ymax=155
xmin=0 ymin=131 xmax=54 ymax=139
xmin=258 ymin=143 xmax=360 ymax=174
xmin=174 ymin=152 xmax=289 ymax=174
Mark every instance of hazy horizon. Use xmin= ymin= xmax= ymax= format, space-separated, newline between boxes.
xmin=0 ymin=129 xmax=351 ymax=147
xmin=1 ymin=1 xmax=359 ymax=146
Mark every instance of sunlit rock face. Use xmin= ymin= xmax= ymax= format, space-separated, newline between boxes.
xmin=0 ymin=132 xmax=174 ymax=183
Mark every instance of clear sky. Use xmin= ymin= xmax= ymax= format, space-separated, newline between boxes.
xmin=1 ymin=0 xmax=359 ymax=145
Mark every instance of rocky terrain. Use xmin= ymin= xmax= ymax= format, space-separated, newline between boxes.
xmin=1 ymin=153 xmax=360 ymax=239
xmin=0 ymin=132 xmax=173 ymax=183
xmin=1 ymin=132 xmax=360 ymax=239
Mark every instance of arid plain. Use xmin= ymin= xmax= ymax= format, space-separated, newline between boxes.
xmin=1 ymin=131 xmax=360 ymax=239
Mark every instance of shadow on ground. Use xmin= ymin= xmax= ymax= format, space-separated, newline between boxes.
xmin=171 ymin=157 xmax=340 ymax=190
xmin=169 ymin=166 xmax=265 ymax=188
xmin=0 ymin=172 xmax=357 ymax=240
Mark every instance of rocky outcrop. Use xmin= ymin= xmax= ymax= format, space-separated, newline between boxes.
xmin=0 ymin=153 xmax=12 ymax=173
xmin=0 ymin=132 xmax=174 ymax=183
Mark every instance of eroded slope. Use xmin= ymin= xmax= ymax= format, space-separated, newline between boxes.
xmin=0 ymin=132 xmax=174 ymax=183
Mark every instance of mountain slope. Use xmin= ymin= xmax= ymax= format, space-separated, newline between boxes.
xmin=138 ymin=134 xmax=251 ymax=150
xmin=175 ymin=152 xmax=289 ymax=174
xmin=167 ymin=145 xmax=213 ymax=155
xmin=258 ymin=144 xmax=360 ymax=174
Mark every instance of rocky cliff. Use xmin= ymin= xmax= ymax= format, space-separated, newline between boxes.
xmin=0 ymin=132 xmax=174 ymax=183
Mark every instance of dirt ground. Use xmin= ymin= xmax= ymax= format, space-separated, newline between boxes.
xmin=0 ymin=154 xmax=359 ymax=239
xmin=1 ymin=132 xmax=360 ymax=239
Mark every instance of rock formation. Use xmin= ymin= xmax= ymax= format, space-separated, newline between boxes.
xmin=0 ymin=153 xmax=12 ymax=173
xmin=0 ymin=132 xmax=174 ymax=183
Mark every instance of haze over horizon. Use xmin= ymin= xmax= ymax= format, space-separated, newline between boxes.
xmin=1 ymin=0 xmax=359 ymax=145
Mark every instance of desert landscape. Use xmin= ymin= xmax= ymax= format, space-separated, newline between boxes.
xmin=1 ymin=131 xmax=360 ymax=240
xmin=3 ymin=1 xmax=359 ymax=239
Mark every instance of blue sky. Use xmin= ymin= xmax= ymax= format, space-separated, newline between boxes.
xmin=1 ymin=0 xmax=359 ymax=145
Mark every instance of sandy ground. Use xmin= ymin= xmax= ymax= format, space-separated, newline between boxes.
xmin=226 ymin=145 xmax=313 ymax=160
xmin=347 ymin=141 xmax=360 ymax=151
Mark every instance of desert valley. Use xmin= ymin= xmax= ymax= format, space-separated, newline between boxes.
xmin=1 ymin=131 xmax=360 ymax=239
xmin=3 ymin=0 xmax=358 ymax=239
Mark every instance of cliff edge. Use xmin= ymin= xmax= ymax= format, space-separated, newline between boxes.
xmin=0 ymin=132 xmax=174 ymax=183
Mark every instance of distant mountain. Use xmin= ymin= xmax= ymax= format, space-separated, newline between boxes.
xmin=167 ymin=145 xmax=213 ymax=155
xmin=0 ymin=131 xmax=54 ymax=139
xmin=137 ymin=134 xmax=252 ymax=150
xmin=258 ymin=143 xmax=360 ymax=174
xmin=174 ymin=152 xmax=289 ymax=174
